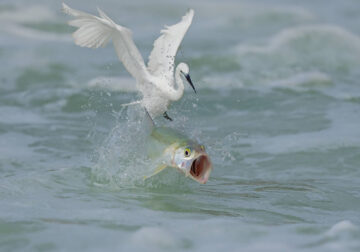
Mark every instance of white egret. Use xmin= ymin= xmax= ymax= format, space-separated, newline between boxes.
xmin=62 ymin=3 xmax=196 ymax=120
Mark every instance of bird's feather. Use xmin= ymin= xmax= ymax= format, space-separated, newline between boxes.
xmin=147 ymin=9 xmax=194 ymax=84
xmin=62 ymin=3 xmax=149 ymax=82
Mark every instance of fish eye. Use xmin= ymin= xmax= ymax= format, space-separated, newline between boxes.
xmin=184 ymin=148 xmax=191 ymax=157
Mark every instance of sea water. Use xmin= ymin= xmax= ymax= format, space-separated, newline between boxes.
xmin=1 ymin=0 xmax=360 ymax=251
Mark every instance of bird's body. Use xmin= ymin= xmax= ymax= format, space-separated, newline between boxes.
xmin=62 ymin=3 xmax=196 ymax=119
xmin=143 ymin=91 xmax=170 ymax=118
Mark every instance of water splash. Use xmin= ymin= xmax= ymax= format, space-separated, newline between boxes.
xmin=90 ymin=106 xmax=151 ymax=188
xmin=89 ymin=106 xmax=195 ymax=190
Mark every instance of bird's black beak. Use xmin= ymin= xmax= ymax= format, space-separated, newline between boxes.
xmin=185 ymin=74 xmax=196 ymax=94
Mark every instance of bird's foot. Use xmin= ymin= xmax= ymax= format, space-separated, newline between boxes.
xmin=163 ymin=112 xmax=173 ymax=121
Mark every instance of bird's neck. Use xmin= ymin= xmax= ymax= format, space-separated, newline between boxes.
xmin=170 ymin=64 xmax=185 ymax=101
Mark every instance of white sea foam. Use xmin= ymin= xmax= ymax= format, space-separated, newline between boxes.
xmin=326 ymin=220 xmax=358 ymax=237
xmin=131 ymin=227 xmax=179 ymax=249
xmin=321 ymin=220 xmax=360 ymax=251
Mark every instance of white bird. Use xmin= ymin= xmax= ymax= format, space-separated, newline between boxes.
xmin=62 ymin=3 xmax=196 ymax=121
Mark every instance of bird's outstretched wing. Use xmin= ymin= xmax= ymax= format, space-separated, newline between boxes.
xmin=62 ymin=3 xmax=148 ymax=82
xmin=147 ymin=9 xmax=194 ymax=82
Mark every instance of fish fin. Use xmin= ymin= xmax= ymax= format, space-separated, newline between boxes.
xmin=143 ymin=164 xmax=167 ymax=180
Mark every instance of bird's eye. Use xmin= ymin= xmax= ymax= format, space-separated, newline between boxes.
xmin=184 ymin=148 xmax=191 ymax=157
xmin=200 ymin=145 xmax=205 ymax=151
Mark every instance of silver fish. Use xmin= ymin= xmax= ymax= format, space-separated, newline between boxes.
xmin=144 ymin=114 xmax=212 ymax=184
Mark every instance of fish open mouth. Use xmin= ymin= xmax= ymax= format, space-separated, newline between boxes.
xmin=190 ymin=155 xmax=212 ymax=184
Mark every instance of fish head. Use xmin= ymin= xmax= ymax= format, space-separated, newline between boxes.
xmin=173 ymin=142 xmax=212 ymax=184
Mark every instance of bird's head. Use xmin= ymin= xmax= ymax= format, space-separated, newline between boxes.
xmin=178 ymin=63 xmax=196 ymax=93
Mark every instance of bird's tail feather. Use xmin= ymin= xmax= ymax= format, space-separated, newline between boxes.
xmin=62 ymin=3 xmax=115 ymax=49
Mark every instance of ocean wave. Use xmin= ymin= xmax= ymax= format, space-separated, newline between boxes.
xmin=192 ymin=2 xmax=314 ymax=26
xmin=234 ymin=25 xmax=360 ymax=88
xmin=242 ymin=102 xmax=360 ymax=155
xmin=267 ymin=71 xmax=332 ymax=87
xmin=87 ymin=76 xmax=137 ymax=92
xmin=2 ymin=23 xmax=71 ymax=42
xmin=237 ymin=25 xmax=360 ymax=55
xmin=199 ymin=74 xmax=244 ymax=90
xmin=200 ymin=71 xmax=331 ymax=90
xmin=0 ymin=5 xmax=53 ymax=23
xmin=0 ymin=5 xmax=70 ymax=42
xmin=227 ymin=4 xmax=315 ymax=29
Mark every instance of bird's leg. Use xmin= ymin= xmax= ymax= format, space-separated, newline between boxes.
xmin=163 ymin=112 xmax=173 ymax=121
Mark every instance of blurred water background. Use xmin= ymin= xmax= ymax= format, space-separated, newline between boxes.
xmin=1 ymin=0 xmax=360 ymax=251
